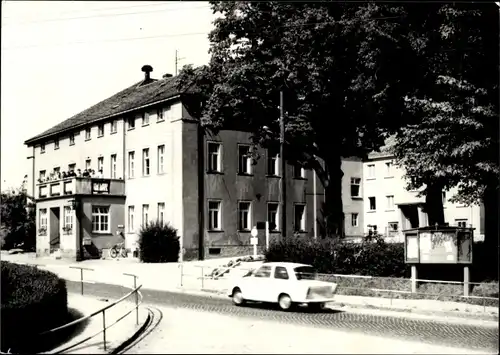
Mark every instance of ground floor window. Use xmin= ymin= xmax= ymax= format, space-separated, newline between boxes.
xmin=208 ymin=200 xmax=221 ymax=230
xmin=238 ymin=201 xmax=252 ymax=231
xmin=128 ymin=206 xmax=135 ymax=232
xmin=294 ymin=204 xmax=306 ymax=232
xmin=92 ymin=206 xmax=110 ymax=233
xmin=39 ymin=208 xmax=48 ymax=234
xmin=267 ymin=203 xmax=279 ymax=231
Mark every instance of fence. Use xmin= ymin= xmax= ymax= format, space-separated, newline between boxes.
xmin=177 ymin=263 xmax=499 ymax=312
xmin=2 ymin=263 xmax=143 ymax=354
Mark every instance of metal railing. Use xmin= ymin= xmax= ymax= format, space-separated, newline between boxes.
xmin=3 ymin=264 xmax=144 ymax=354
xmin=177 ymin=263 xmax=499 ymax=312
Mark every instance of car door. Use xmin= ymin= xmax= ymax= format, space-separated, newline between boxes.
xmin=269 ymin=266 xmax=291 ymax=302
xmin=245 ymin=265 xmax=273 ymax=302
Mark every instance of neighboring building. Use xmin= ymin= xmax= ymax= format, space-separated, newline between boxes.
xmin=24 ymin=65 xmax=365 ymax=261
xmin=363 ymin=140 xmax=484 ymax=242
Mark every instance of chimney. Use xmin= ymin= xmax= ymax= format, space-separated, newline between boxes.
xmin=141 ymin=65 xmax=153 ymax=80
xmin=163 ymin=73 xmax=173 ymax=79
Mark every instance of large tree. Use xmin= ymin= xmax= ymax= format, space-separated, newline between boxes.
xmin=178 ymin=2 xmax=422 ymax=237
xmin=392 ymin=4 xmax=499 ymax=230
xmin=0 ymin=187 xmax=36 ymax=250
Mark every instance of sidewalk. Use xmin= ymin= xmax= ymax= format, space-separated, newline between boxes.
xmin=2 ymin=252 xmax=498 ymax=323
xmin=43 ymin=294 xmax=149 ymax=354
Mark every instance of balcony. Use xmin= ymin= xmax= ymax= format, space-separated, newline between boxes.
xmin=37 ymin=177 xmax=125 ymax=200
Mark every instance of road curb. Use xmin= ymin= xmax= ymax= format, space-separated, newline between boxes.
xmin=110 ymin=308 xmax=153 ymax=354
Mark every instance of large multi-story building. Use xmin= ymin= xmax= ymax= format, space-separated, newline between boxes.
xmin=24 ymin=65 xmax=365 ymax=261
xmin=362 ymin=141 xmax=484 ymax=242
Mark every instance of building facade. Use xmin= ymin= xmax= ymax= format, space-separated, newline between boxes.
xmin=362 ymin=147 xmax=484 ymax=242
xmin=25 ymin=65 xmax=365 ymax=261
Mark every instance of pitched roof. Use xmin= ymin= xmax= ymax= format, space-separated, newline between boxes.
xmin=24 ymin=74 xmax=193 ymax=145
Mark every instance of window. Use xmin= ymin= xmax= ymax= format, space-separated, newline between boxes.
xmin=254 ymin=265 xmax=272 ymax=278
xmin=39 ymin=170 xmax=46 ymax=180
xmin=40 ymin=143 xmax=45 ymax=153
xmin=142 ymin=204 xmax=149 ymax=226
xmin=110 ymin=154 xmax=117 ymax=178
xmin=456 ymin=219 xmax=468 ymax=228
xmin=386 ymin=195 xmax=394 ymax=210
xmin=208 ymin=201 xmax=221 ymax=230
xmin=157 ymin=108 xmax=164 ymax=122
xmin=158 ymin=145 xmax=165 ymax=174
xmin=97 ymin=157 xmax=104 ymax=173
xmin=85 ymin=159 xmax=91 ymax=170
xmin=39 ymin=209 xmax=48 ymax=229
xmin=110 ymin=120 xmax=117 ymax=134
xmin=142 ymin=112 xmax=150 ymax=126
xmin=128 ymin=206 xmax=135 ymax=232
xmin=442 ymin=191 xmax=447 ymax=204
xmin=293 ymin=163 xmax=305 ymax=178
xmin=368 ymin=224 xmax=378 ymax=235
xmin=238 ymin=202 xmax=252 ymax=231
xmin=294 ymin=204 xmax=306 ymax=232
xmin=207 ymin=142 xmax=222 ymax=172
xmin=388 ymin=222 xmax=399 ymax=232
xmin=85 ymin=128 xmax=91 ymax=140
xmin=158 ymin=203 xmax=165 ymax=224
xmin=142 ymin=148 xmax=150 ymax=176
xmin=267 ymin=203 xmax=279 ymax=231
xmin=350 ymin=178 xmax=361 ymax=197
xmin=64 ymin=206 xmax=73 ymax=230
xmin=351 ymin=213 xmax=359 ymax=227
xmin=53 ymin=166 xmax=60 ymax=174
xmin=367 ymin=164 xmax=375 ymax=179
xmin=238 ymin=145 xmax=252 ymax=174
xmin=128 ymin=151 xmax=135 ymax=178
xmin=54 ymin=138 xmax=59 ymax=150
xmin=127 ymin=117 xmax=135 ymax=130
xmin=69 ymin=133 xmax=75 ymax=145
xmin=385 ymin=162 xmax=393 ymax=177
xmin=97 ymin=124 xmax=104 ymax=137
xmin=369 ymin=197 xmax=376 ymax=211
xmin=92 ymin=206 xmax=110 ymax=233
xmin=267 ymin=150 xmax=279 ymax=176
xmin=68 ymin=163 xmax=76 ymax=173
xmin=274 ymin=266 xmax=289 ymax=280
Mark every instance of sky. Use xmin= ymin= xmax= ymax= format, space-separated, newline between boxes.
xmin=1 ymin=1 xmax=216 ymax=191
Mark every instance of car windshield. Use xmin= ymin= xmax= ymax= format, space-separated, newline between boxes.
xmin=294 ymin=266 xmax=317 ymax=280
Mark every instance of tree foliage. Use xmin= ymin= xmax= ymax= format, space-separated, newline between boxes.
xmin=0 ymin=188 xmax=35 ymax=250
xmin=177 ymin=2 xmax=498 ymax=235
xmin=392 ymin=4 xmax=499 ymax=209
xmin=178 ymin=2 xmax=424 ymax=237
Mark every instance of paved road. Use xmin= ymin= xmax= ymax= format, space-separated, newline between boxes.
xmin=66 ymin=281 xmax=498 ymax=353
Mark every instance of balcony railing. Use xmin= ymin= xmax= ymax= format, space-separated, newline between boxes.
xmin=37 ymin=177 xmax=125 ymax=200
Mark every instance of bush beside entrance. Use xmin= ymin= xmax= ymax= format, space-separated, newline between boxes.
xmin=1 ymin=261 xmax=68 ymax=352
xmin=138 ymin=220 xmax=180 ymax=263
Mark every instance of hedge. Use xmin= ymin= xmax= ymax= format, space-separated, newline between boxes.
xmin=138 ymin=220 xmax=180 ymax=263
xmin=1 ymin=261 xmax=68 ymax=353
xmin=265 ymin=235 xmax=408 ymax=277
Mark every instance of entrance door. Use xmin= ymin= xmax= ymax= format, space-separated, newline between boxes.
xmin=49 ymin=207 xmax=60 ymax=252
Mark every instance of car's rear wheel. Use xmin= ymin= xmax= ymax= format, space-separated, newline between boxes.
xmin=308 ymin=302 xmax=326 ymax=312
xmin=232 ymin=288 xmax=245 ymax=306
xmin=278 ymin=294 xmax=293 ymax=311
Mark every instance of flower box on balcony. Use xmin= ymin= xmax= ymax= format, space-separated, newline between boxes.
xmin=38 ymin=227 xmax=47 ymax=236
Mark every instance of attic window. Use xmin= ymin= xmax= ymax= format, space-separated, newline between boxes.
xmin=40 ymin=143 xmax=46 ymax=154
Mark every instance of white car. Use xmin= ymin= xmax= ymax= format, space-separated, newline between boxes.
xmin=228 ymin=262 xmax=338 ymax=311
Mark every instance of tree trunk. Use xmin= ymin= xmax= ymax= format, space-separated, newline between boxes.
xmin=483 ymin=184 xmax=499 ymax=260
xmin=322 ymin=156 xmax=345 ymax=239
xmin=424 ymin=183 xmax=445 ymax=226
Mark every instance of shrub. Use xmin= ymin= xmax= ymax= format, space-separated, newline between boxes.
xmin=265 ymin=235 xmax=407 ymax=277
xmin=138 ymin=220 xmax=180 ymax=263
xmin=1 ymin=261 xmax=68 ymax=352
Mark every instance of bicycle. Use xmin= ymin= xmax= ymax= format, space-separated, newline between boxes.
xmin=109 ymin=241 xmax=128 ymax=259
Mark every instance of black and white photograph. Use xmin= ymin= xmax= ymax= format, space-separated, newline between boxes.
xmin=1 ymin=1 xmax=498 ymax=354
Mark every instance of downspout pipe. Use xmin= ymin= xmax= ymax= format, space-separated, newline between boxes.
xmin=197 ymin=123 xmax=205 ymax=260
